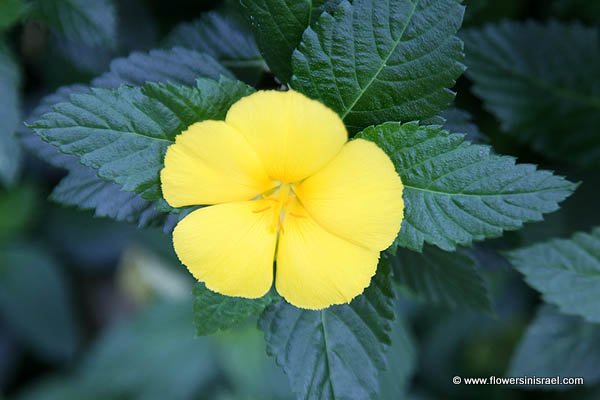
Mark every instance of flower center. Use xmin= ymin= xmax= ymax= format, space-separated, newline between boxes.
xmin=253 ymin=182 xmax=297 ymax=233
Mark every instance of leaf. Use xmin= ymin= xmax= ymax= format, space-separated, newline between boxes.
xmin=193 ymin=283 xmax=273 ymax=336
xmin=441 ymin=107 xmax=486 ymax=143
xmin=77 ymin=300 xmax=218 ymax=400
xmin=16 ymin=300 xmax=219 ymax=400
xmin=0 ymin=0 xmax=29 ymax=31
xmin=32 ymin=0 xmax=117 ymax=47
xmin=22 ymin=47 xmax=234 ymax=229
xmin=30 ymin=78 xmax=254 ymax=201
xmin=0 ymin=245 xmax=79 ymax=362
xmin=509 ymin=305 xmax=600 ymax=387
xmin=358 ymin=122 xmax=577 ymax=251
xmin=387 ymin=246 xmax=492 ymax=312
xmin=378 ymin=310 xmax=417 ymax=399
xmin=240 ymin=0 xmax=339 ymax=82
xmin=17 ymin=85 xmax=173 ymax=228
xmin=507 ymin=227 xmax=600 ymax=323
xmin=20 ymin=85 xmax=90 ymax=170
xmin=47 ymin=0 xmax=159 ymax=75
xmin=50 ymin=167 xmax=167 ymax=228
xmin=291 ymin=0 xmax=465 ymax=133
xmin=164 ymin=10 xmax=265 ymax=83
xmin=259 ymin=264 xmax=395 ymax=400
xmin=91 ymin=47 xmax=233 ymax=88
xmin=211 ymin=325 xmax=291 ymax=398
xmin=0 ymin=43 xmax=22 ymax=187
xmin=463 ymin=21 xmax=600 ymax=168
xmin=22 ymin=48 xmax=232 ymax=169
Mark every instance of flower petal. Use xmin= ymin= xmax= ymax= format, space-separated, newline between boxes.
xmin=295 ymin=139 xmax=404 ymax=252
xmin=275 ymin=202 xmax=379 ymax=309
xmin=225 ymin=90 xmax=347 ymax=183
xmin=172 ymin=201 xmax=277 ymax=298
xmin=161 ymin=120 xmax=274 ymax=207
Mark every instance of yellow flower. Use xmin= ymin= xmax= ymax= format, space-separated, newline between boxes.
xmin=160 ymin=90 xmax=404 ymax=309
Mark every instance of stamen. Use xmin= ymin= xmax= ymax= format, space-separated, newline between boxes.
xmin=255 ymin=182 xmax=299 ymax=233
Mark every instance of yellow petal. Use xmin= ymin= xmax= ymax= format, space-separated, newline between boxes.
xmin=225 ymin=90 xmax=347 ymax=183
xmin=295 ymin=139 xmax=404 ymax=252
xmin=275 ymin=202 xmax=379 ymax=309
xmin=172 ymin=201 xmax=277 ymax=298
xmin=161 ymin=120 xmax=274 ymax=207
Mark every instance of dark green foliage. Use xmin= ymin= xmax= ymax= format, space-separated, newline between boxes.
xmin=193 ymin=283 xmax=274 ymax=336
xmin=32 ymin=0 xmax=117 ymax=47
xmin=22 ymin=47 xmax=239 ymax=229
xmin=464 ymin=21 xmax=600 ymax=168
xmin=240 ymin=0 xmax=339 ymax=82
xmin=441 ymin=107 xmax=486 ymax=143
xmin=291 ymin=0 xmax=465 ymax=132
xmin=0 ymin=245 xmax=79 ymax=362
xmin=3 ymin=1 xmax=598 ymax=399
xmin=164 ymin=9 xmax=265 ymax=83
xmin=508 ymin=227 xmax=600 ymax=323
xmin=50 ymin=167 xmax=166 ymax=227
xmin=509 ymin=306 xmax=600 ymax=387
xmin=92 ymin=48 xmax=233 ymax=88
xmin=378 ymin=311 xmax=417 ymax=398
xmin=359 ymin=122 xmax=577 ymax=251
xmin=30 ymin=78 xmax=253 ymax=201
xmin=260 ymin=264 xmax=394 ymax=400
xmin=387 ymin=246 xmax=493 ymax=312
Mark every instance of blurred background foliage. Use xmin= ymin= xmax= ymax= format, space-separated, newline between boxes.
xmin=0 ymin=0 xmax=599 ymax=399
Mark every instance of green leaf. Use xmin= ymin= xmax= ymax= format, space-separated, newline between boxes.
xmin=259 ymin=264 xmax=395 ymax=400
xmin=358 ymin=122 xmax=577 ymax=251
xmin=33 ymin=0 xmax=117 ymax=47
xmin=30 ymin=78 xmax=254 ymax=201
xmin=291 ymin=0 xmax=465 ymax=133
xmin=92 ymin=47 xmax=233 ymax=88
xmin=46 ymin=0 xmax=159 ymax=75
xmin=20 ymin=85 xmax=88 ymax=169
xmin=50 ymin=167 xmax=167 ymax=228
xmin=22 ymin=47 xmax=233 ymax=229
xmin=211 ymin=326 xmax=291 ymax=398
xmin=0 ymin=0 xmax=29 ymax=31
xmin=193 ymin=283 xmax=274 ymax=336
xmin=0 ymin=43 xmax=22 ymax=187
xmin=22 ymin=48 xmax=232 ymax=169
xmin=241 ymin=0 xmax=339 ymax=82
xmin=378 ymin=310 xmax=417 ymax=399
xmin=19 ymin=85 xmax=173 ymax=229
xmin=507 ymin=227 xmax=600 ymax=323
xmin=0 ymin=245 xmax=79 ymax=362
xmin=463 ymin=21 xmax=600 ymax=168
xmin=441 ymin=107 xmax=486 ymax=143
xmin=77 ymin=300 xmax=218 ymax=400
xmin=387 ymin=246 xmax=492 ymax=312
xmin=509 ymin=305 xmax=600 ymax=387
xmin=164 ymin=10 xmax=265 ymax=83
xmin=15 ymin=301 xmax=219 ymax=400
